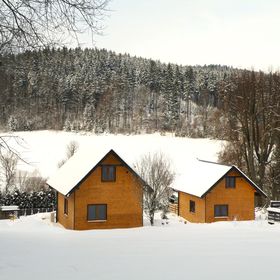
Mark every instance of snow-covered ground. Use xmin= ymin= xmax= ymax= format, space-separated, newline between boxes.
xmin=0 ymin=212 xmax=279 ymax=280
xmin=1 ymin=130 xmax=224 ymax=179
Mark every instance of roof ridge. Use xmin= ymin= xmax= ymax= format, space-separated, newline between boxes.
xmin=197 ymin=158 xmax=232 ymax=167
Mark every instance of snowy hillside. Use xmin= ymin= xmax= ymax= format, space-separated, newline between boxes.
xmin=1 ymin=130 xmax=224 ymax=179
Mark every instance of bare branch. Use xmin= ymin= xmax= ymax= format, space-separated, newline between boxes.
xmin=0 ymin=0 xmax=110 ymax=54
xmin=0 ymin=149 xmax=18 ymax=193
xmin=58 ymin=140 xmax=79 ymax=168
xmin=0 ymin=135 xmax=29 ymax=164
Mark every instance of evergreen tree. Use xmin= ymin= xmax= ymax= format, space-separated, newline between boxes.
xmin=0 ymin=47 xmax=240 ymax=136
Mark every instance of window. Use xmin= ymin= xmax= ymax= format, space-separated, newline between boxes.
xmin=101 ymin=165 xmax=116 ymax=182
xmin=214 ymin=205 xmax=228 ymax=217
xmin=64 ymin=198 xmax=68 ymax=215
xmin=189 ymin=200 xmax=195 ymax=213
xmin=225 ymin=176 xmax=236 ymax=188
xmin=87 ymin=204 xmax=107 ymax=221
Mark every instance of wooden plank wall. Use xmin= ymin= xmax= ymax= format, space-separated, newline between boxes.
xmin=168 ymin=203 xmax=178 ymax=215
xmin=178 ymin=192 xmax=206 ymax=223
xmin=57 ymin=192 xmax=75 ymax=229
xmin=205 ymin=170 xmax=256 ymax=222
xmin=73 ymin=153 xmax=143 ymax=230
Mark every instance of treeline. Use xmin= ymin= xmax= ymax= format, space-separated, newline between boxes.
xmin=0 ymin=47 xmax=236 ymax=137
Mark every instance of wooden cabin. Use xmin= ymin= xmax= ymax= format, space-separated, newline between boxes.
xmin=174 ymin=160 xmax=267 ymax=223
xmin=47 ymin=149 xmax=146 ymax=230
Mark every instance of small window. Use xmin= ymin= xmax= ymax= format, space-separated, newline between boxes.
xmin=225 ymin=176 xmax=236 ymax=188
xmin=87 ymin=204 xmax=107 ymax=221
xmin=190 ymin=200 xmax=195 ymax=213
xmin=214 ymin=205 xmax=228 ymax=217
xmin=101 ymin=165 xmax=116 ymax=182
xmin=64 ymin=198 xmax=68 ymax=215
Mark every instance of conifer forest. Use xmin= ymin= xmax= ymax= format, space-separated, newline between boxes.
xmin=1 ymin=47 xmax=280 ymax=199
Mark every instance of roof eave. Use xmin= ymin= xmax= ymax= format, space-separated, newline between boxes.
xmin=232 ymin=165 xmax=268 ymax=198
xmin=173 ymin=188 xmax=203 ymax=199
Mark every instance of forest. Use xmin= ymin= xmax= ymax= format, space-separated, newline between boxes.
xmin=0 ymin=47 xmax=235 ymax=136
xmin=0 ymin=47 xmax=280 ymax=200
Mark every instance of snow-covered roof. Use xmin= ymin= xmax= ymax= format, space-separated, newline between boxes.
xmin=0 ymin=205 xmax=19 ymax=211
xmin=173 ymin=160 xmax=267 ymax=198
xmin=46 ymin=148 xmax=141 ymax=196
xmin=174 ymin=160 xmax=231 ymax=197
xmin=267 ymin=207 xmax=280 ymax=213
xmin=46 ymin=143 xmax=266 ymax=198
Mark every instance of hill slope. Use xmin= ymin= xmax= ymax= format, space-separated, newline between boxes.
xmin=4 ymin=131 xmax=224 ymax=179
xmin=0 ymin=47 xmax=236 ymax=137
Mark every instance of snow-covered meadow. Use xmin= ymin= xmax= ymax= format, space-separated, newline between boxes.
xmin=1 ymin=130 xmax=224 ymax=179
xmin=0 ymin=212 xmax=279 ymax=280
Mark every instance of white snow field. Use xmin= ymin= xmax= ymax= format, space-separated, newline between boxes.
xmin=1 ymin=130 xmax=224 ymax=180
xmin=0 ymin=212 xmax=279 ymax=280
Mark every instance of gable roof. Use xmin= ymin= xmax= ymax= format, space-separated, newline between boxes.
xmin=173 ymin=159 xmax=267 ymax=198
xmin=0 ymin=205 xmax=19 ymax=211
xmin=46 ymin=149 xmax=147 ymax=196
xmin=47 ymin=145 xmax=267 ymax=199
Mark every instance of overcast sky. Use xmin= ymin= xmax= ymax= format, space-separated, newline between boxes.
xmin=80 ymin=0 xmax=280 ymax=71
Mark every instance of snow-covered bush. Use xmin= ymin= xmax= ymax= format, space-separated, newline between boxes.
xmin=0 ymin=188 xmax=56 ymax=209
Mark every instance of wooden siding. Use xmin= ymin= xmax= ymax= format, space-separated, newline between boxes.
xmin=178 ymin=192 xmax=205 ymax=223
xmin=57 ymin=192 xmax=75 ymax=229
xmin=73 ymin=153 xmax=143 ymax=230
xmin=205 ymin=170 xmax=256 ymax=222
xmin=169 ymin=203 xmax=178 ymax=215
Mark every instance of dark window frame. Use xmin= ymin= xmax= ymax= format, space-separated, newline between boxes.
xmin=87 ymin=204 xmax=107 ymax=221
xmin=101 ymin=165 xmax=116 ymax=182
xmin=64 ymin=198 xmax=68 ymax=215
xmin=214 ymin=204 xmax=228 ymax=217
xmin=225 ymin=176 xmax=236 ymax=188
xmin=189 ymin=200 xmax=196 ymax=213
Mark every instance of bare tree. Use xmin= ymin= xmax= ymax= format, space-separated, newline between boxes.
xmin=0 ymin=150 xmax=18 ymax=193
xmin=0 ymin=0 xmax=110 ymax=53
xmin=17 ymin=170 xmax=29 ymax=191
xmin=66 ymin=140 xmax=79 ymax=159
xmin=135 ymin=152 xmax=174 ymax=226
xmin=219 ymin=71 xmax=280 ymax=192
xmin=17 ymin=170 xmax=46 ymax=192
xmin=58 ymin=140 xmax=79 ymax=167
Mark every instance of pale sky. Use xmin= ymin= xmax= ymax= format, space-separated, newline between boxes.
xmin=80 ymin=0 xmax=280 ymax=71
